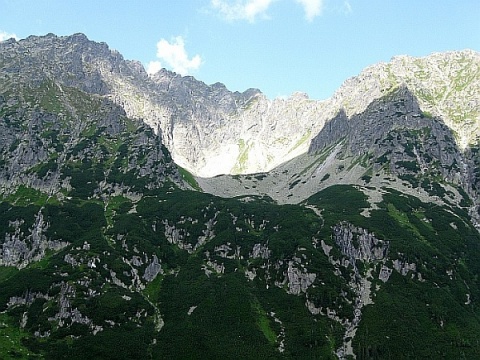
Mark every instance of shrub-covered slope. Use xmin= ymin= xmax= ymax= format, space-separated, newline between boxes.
xmin=1 ymin=184 xmax=480 ymax=359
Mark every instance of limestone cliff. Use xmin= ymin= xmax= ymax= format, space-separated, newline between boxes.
xmin=2 ymin=34 xmax=478 ymax=177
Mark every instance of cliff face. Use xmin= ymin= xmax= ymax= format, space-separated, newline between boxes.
xmin=198 ymin=87 xmax=476 ymax=216
xmin=0 ymin=35 xmax=185 ymax=198
xmin=309 ymin=86 xmax=466 ymax=187
xmin=2 ymin=34 xmax=478 ymax=177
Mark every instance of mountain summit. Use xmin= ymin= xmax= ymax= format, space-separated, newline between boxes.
xmin=3 ymin=34 xmax=478 ymax=177
xmin=1 ymin=33 xmax=480 ymax=359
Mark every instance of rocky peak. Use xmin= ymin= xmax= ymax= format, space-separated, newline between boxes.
xmin=149 ymin=48 xmax=479 ymax=176
xmin=332 ymin=50 xmax=480 ymax=148
xmin=1 ymin=34 xmax=479 ymax=179
xmin=309 ymin=86 xmax=425 ymax=155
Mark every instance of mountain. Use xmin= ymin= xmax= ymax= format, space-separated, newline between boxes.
xmin=199 ymin=86 xmax=477 ymax=208
xmin=7 ymin=34 xmax=478 ymax=178
xmin=1 ymin=33 xmax=480 ymax=359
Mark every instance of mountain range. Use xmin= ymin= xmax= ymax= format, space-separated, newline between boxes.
xmin=0 ymin=33 xmax=480 ymax=359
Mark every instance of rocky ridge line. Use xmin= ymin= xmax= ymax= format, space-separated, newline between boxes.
xmin=1 ymin=34 xmax=478 ymax=177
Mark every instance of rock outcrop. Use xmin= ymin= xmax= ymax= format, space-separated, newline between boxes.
xmin=1 ymin=210 xmax=68 ymax=268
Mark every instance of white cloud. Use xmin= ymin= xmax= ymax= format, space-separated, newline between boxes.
xmin=146 ymin=61 xmax=163 ymax=75
xmin=211 ymin=0 xmax=276 ymax=22
xmin=150 ymin=36 xmax=202 ymax=76
xmin=343 ymin=0 xmax=352 ymax=14
xmin=295 ymin=0 xmax=323 ymax=21
xmin=211 ymin=0 xmax=330 ymax=22
xmin=0 ymin=30 xmax=18 ymax=42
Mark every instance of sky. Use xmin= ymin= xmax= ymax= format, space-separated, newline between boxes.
xmin=1 ymin=0 xmax=479 ymax=100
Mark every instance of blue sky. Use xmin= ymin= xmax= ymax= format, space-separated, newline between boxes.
xmin=1 ymin=0 xmax=479 ymax=99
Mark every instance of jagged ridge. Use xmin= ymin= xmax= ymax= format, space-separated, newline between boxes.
xmin=2 ymin=34 xmax=478 ymax=177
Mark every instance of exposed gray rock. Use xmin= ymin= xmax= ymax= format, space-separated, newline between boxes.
xmin=3 ymin=34 xmax=477 ymax=180
xmin=187 ymin=306 xmax=197 ymax=315
xmin=1 ymin=211 xmax=68 ymax=268
xmin=163 ymin=220 xmax=192 ymax=252
xmin=281 ymin=260 xmax=316 ymax=295
xmin=202 ymin=260 xmax=225 ymax=277
xmin=8 ymin=289 xmax=51 ymax=308
xmin=213 ymin=244 xmax=241 ymax=259
xmin=392 ymin=259 xmax=417 ymax=276
xmin=250 ymin=243 xmax=271 ymax=259
xmin=131 ymin=255 xmax=143 ymax=267
xmin=143 ymin=254 xmax=162 ymax=282
xmin=194 ymin=214 xmax=218 ymax=250
xmin=325 ymin=223 xmax=390 ymax=360
xmin=64 ymin=253 xmax=78 ymax=267
xmin=269 ymin=311 xmax=286 ymax=353
xmin=244 ymin=268 xmax=257 ymax=281
xmin=379 ymin=264 xmax=393 ymax=282
xmin=333 ymin=221 xmax=389 ymax=269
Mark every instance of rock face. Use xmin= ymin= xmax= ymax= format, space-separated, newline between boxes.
xmin=143 ymin=255 xmax=162 ymax=282
xmin=326 ymin=223 xmax=390 ymax=359
xmin=197 ymin=86 xmax=478 ymax=224
xmin=321 ymin=221 xmax=426 ymax=359
xmin=2 ymin=34 xmax=478 ymax=177
xmin=332 ymin=222 xmax=389 ymax=266
xmin=0 ymin=210 xmax=68 ymax=268
xmin=309 ymin=86 xmax=466 ymax=187
xmin=0 ymin=35 xmax=185 ymax=197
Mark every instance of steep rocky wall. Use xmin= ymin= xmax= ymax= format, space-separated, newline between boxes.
xmin=3 ymin=34 xmax=477 ymax=177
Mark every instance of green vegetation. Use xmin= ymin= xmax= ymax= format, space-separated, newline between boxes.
xmin=0 ymin=267 xmax=18 ymax=282
xmin=253 ymin=298 xmax=277 ymax=344
xmin=0 ymin=313 xmax=37 ymax=360
xmin=143 ymin=274 xmax=163 ymax=303
xmin=397 ymin=160 xmax=419 ymax=172
xmin=289 ymin=130 xmax=311 ymax=153
xmin=104 ymin=195 xmax=133 ymax=227
xmin=304 ymin=185 xmax=480 ymax=359
xmin=1 ymin=173 xmax=480 ymax=359
xmin=178 ymin=165 xmax=201 ymax=190
xmin=3 ymin=186 xmax=58 ymax=206
xmin=233 ymin=138 xmax=250 ymax=173
xmin=421 ymin=110 xmax=433 ymax=118
xmin=38 ymin=80 xmax=65 ymax=114
xmin=361 ymin=174 xmax=371 ymax=183
xmin=31 ymin=158 xmax=58 ymax=178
